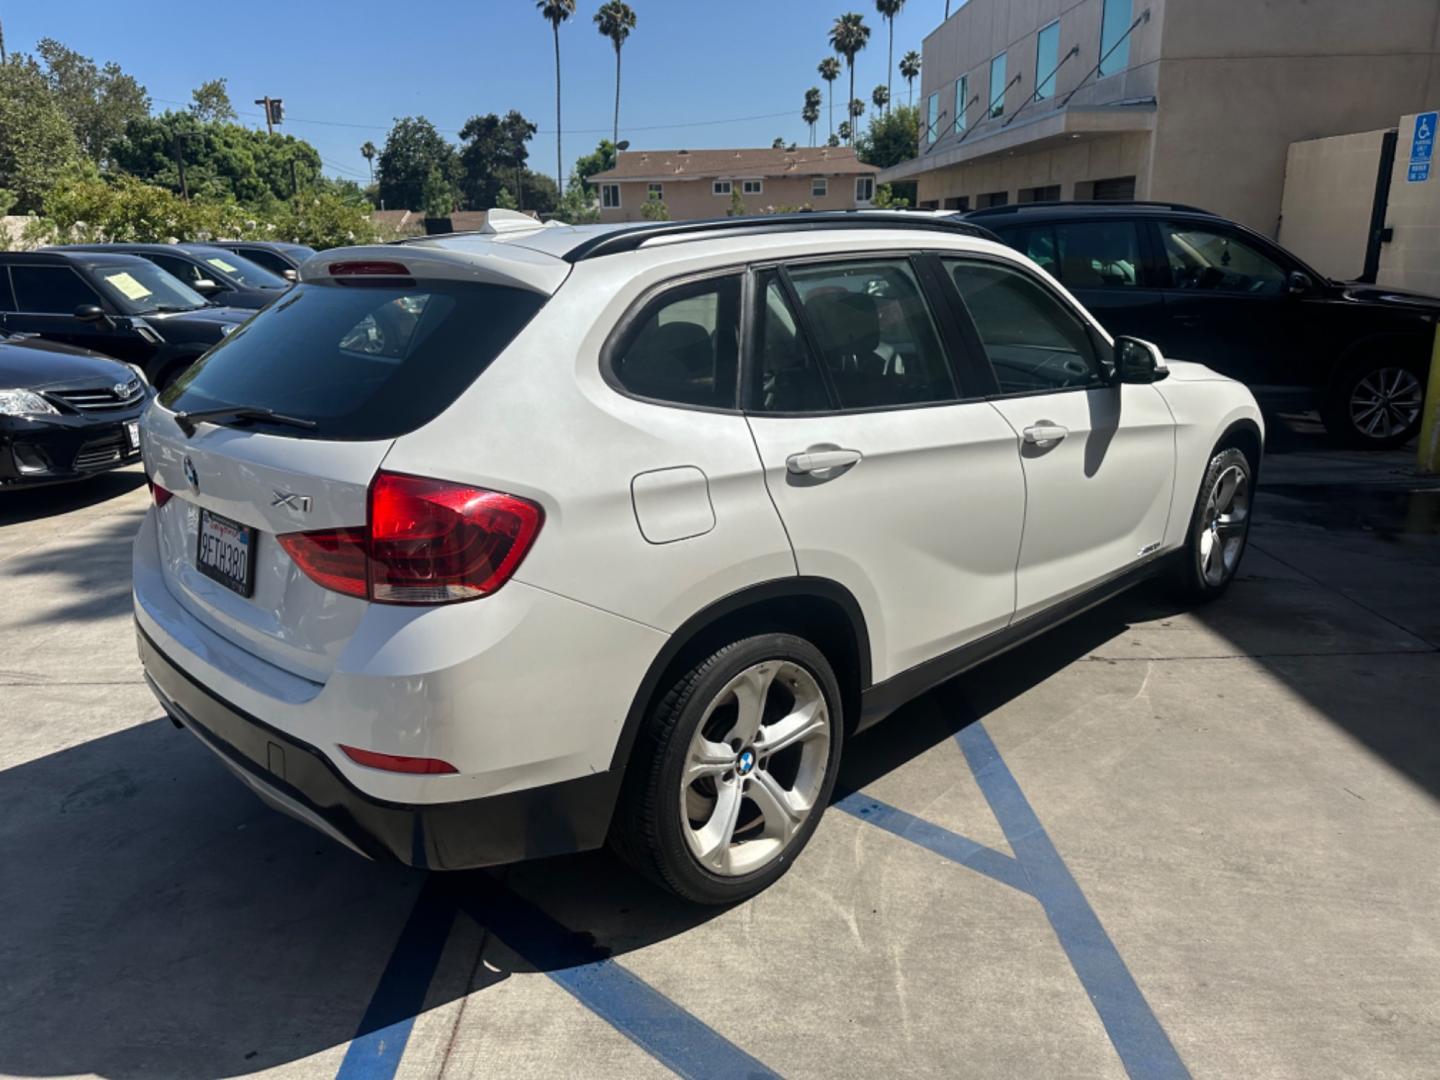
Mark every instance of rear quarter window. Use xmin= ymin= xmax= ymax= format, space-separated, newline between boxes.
xmin=160 ymin=280 xmax=546 ymax=439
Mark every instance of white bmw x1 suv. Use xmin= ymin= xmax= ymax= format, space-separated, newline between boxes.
xmin=134 ymin=210 xmax=1262 ymax=904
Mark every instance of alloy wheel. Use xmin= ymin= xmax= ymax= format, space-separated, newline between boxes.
xmin=680 ymin=660 xmax=831 ymax=877
xmin=1199 ymin=463 xmax=1250 ymax=587
xmin=1349 ymin=366 xmax=1423 ymax=441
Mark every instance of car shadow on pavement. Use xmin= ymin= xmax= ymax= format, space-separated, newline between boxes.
xmin=0 ymin=468 xmax=146 ymax=527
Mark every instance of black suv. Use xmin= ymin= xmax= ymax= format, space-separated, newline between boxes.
xmin=56 ymin=243 xmax=291 ymax=310
xmin=965 ymin=201 xmax=1439 ymax=448
xmin=207 ymin=240 xmax=316 ymax=281
xmin=0 ymin=251 xmax=248 ymax=388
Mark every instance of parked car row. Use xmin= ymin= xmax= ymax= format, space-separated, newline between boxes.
xmin=959 ymin=201 xmax=1439 ymax=449
xmin=0 ymin=241 xmax=313 ymax=488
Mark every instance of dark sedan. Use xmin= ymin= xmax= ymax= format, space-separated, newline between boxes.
xmin=55 ymin=243 xmax=292 ymax=310
xmin=208 ymin=240 xmax=316 ymax=281
xmin=0 ymin=334 xmax=154 ymax=488
xmin=0 ymin=250 xmax=249 ymax=388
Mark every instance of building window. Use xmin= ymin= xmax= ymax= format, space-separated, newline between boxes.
xmin=812 ymin=177 xmax=828 ymax=197
xmin=1083 ymin=175 xmax=1137 ymax=201
xmin=979 ymin=190 xmax=1008 ymax=208
xmin=601 ymin=184 xmax=621 ymax=209
xmin=953 ymin=74 xmax=969 ymax=134
xmin=856 ymin=176 xmax=875 ymax=203
xmin=713 ymin=180 xmax=732 ymax=196
xmin=989 ymin=52 xmax=1007 ymax=118
xmin=1019 ymin=184 xmax=1061 ymax=203
xmin=943 ymin=196 xmax=971 ymax=211
xmin=1099 ymin=0 xmax=1132 ymax=78
xmin=743 ymin=179 xmax=763 ymax=195
xmin=926 ymin=92 xmax=940 ymax=144
xmin=1035 ymin=21 xmax=1060 ymax=101
xmin=647 ymin=183 xmax=663 ymax=198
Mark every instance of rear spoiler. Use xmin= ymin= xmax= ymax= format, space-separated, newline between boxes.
xmin=297 ymin=242 xmax=570 ymax=296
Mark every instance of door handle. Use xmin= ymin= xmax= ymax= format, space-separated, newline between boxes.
xmin=786 ymin=447 xmax=862 ymax=477
xmin=1022 ymin=422 xmax=1069 ymax=447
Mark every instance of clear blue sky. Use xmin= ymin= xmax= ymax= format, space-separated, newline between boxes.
xmin=4 ymin=1 xmax=949 ymax=184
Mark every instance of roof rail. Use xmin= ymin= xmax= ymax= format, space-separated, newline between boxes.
xmin=563 ymin=212 xmax=997 ymax=262
xmin=965 ymin=199 xmax=1213 ymax=218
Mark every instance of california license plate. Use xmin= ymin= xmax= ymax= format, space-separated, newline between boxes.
xmin=196 ymin=508 xmax=255 ymax=597
xmin=126 ymin=422 xmax=140 ymax=452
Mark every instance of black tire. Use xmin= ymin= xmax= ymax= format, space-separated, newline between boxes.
xmin=611 ymin=633 xmax=843 ymax=905
xmin=1321 ymin=353 xmax=1426 ymax=449
xmin=1174 ymin=445 xmax=1254 ymax=603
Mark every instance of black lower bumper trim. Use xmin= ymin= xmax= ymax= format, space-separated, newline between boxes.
xmin=137 ymin=624 xmax=621 ymax=870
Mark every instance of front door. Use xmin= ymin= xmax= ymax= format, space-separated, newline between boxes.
xmin=3 ymin=264 xmax=151 ymax=364
xmin=942 ymin=256 xmax=1175 ymax=619
xmin=743 ymin=258 xmax=1026 ymax=683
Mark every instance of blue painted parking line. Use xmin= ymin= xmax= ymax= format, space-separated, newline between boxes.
xmin=833 ymin=791 xmax=1031 ymax=894
xmin=955 ymin=721 xmax=1190 ymax=1080
xmin=335 ymin=877 xmax=456 ymax=1080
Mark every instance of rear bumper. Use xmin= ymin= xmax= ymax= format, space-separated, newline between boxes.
xmin=138 ymin=624 xmax=621 ymax=869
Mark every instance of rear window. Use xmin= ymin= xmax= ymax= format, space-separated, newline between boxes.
xmin=159 ymin=280 xmax=546 ymax=439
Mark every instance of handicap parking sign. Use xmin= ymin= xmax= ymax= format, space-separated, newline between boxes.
xmin=1408 ymin=111 xmax=1436 ymax=182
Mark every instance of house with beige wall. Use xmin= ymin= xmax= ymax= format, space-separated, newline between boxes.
xmin=588 ymin=147 xmax=880 ymax=223
xmin=882 ymin=0 xmax=1440 ymax=236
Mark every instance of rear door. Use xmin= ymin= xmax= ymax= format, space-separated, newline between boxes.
xmin=743 ymin=256 xmax=1025 ymax=682
xmin=942 ymin=255 xmax=1174 ymax=619
xmin=144 ymin=273 xmax=549 ymax=682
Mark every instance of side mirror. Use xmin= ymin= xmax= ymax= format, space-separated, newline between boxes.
xmin=282 ymin=268 xmax=298 ymax=283
xmin=192 ymin=278 xmax=222 ymax=295
xmin=1114 ymin=336 xmax=1170 ymax=384
xmin=73 ymin=304 xmax=111 ymax=326
xmin=1286 ymin=270 xmax=1314 ymax=296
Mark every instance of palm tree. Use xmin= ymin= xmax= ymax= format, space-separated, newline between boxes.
xmin=839 ymin=121 xmax=852 ymax=144
xmin=875 ymin=0 xmax=905 ymax=114
xmin=818 ymin=57 xmax=841 ymax=142
xmin=594 ymin=1 xmax=637 ymax=148
xmin=537 ymin=1 xmax=576 ymax=196
xmin=872 ymin=84 xmax=889 ymax=113
xmin=803 ymin=87 xmax=823 ymax=146
xmin=829 ymin=13 xmax=871 ymax=146
xmin=900 ymin=50 xmax=922 ymax=107
xmin=360 ymin=141 xmax=377 ymax=185
xmin=850 ymin=98 xmax=866 ymax=133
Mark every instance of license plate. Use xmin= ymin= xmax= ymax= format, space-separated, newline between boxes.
xmin=196 ymin=509 xmax=256 ymax=597
xmin=126 ymin=422 xmax=140 ymax=452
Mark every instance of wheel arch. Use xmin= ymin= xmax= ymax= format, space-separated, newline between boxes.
xmin=606 ymin=576 xmax=872 ymax=779
xmin=1331 ymin=330 xmax=1432 ymax=385
xmin=1216 ymin=417 xmax=1264 ymax=478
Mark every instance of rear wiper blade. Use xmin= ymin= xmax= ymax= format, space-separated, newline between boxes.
xmin=172 ymin=406 xmax=318 ymax=437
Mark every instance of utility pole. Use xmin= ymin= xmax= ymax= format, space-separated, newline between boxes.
xmin=174 ymin=133 xmax=190 ymax=201
xmin=290 ymin=158 xmax=299 ymax=197
xmin=254 ymin=96 xmax=283 ymax=136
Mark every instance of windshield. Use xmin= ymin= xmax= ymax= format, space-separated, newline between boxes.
xmin=89 ymin=262 xmax=209 ymax=314
xmin=159 ymin=280 xmax=547 ymax=439
xmin=194 ymin=249 xmax=289 ymax=289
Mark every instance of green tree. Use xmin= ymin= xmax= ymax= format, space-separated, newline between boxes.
xmin=872 ymin=84 xmax=889 ymax=112
xmin=553 ymin=171 xmax=599 ymax=224
xmin=838 ymin=121 xmax=852 ymax=143
xmin=870 ymin=181 xmax=910 ymax=209
xmin=498 ymin=110 xmax=538 ymax=209
xmin=33 ymin=38 xmax=148 ymax=165
xmin=594 ymin=1 xmax=636 ymax=148
xmin=536 ymin=1 xmax=576 ymax=196
xmin=826 ymin=133 xmax=841 ymax=148
xmin=190 ymin=78 xmax=236 ymax=123
xmin=0 ymin=57 xmax=85 ymax=213
xmin=640 ymin=192 xmax=669 ymax=221
xmin=850 ymin=98 xmax=866 ymax=128
xmin=494 ymin=186 xmax=518 ymax=210
xmin=900 ymin=50 xmax=921 ymax=106
xmin=856 ymin=103 xmax=920 ymax=168
xmin=376 ymin=116 xmax=458 ymax=212
xmin=459 ymin=111 xmax=541 ymax=210
xmin=729 ymin=185 xmax=745 ymax=217
xmin=109 ymin=112 xmax=322 ymax=205
xmin=875 ymin=0 xmax=904 ymax=114
xmin=803 ymin=88 xmax=822 ymax=146
xmin=829 ymin=13 xmax=871 ymax=146
xmin=520 ymin=168 xmax=560 ymax=216
xmin=818 ymin=57 xmax=841 ymax=142
xmin=572 ymin=138 xmax=616 ymax=193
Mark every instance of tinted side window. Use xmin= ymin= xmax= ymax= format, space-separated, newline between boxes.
xmin=0 ymin=269 xmax=15 ymax=311
xmin=10 ymin=266 xmax=102 ymax=313
xmin=1159 ymin=222 xmax=1287 ymax=295
xmin=994 ymin=224 xmax=1059 ymax=278
xmin=611 ymin=275 xmax=740 ymax=409
xmin=787 ymin=259 xmax=956 ymax=409
xmin=753 ymin=270 xmax=831 ymax=413
xmin=149 ymin=254 xmax=206 ymax=287
xmin=946 ymin=259 xmax=1103 ymax=394
xmin=1052 ymin=220 xmax=1142 ymax=288
xmin=238 ymin=248 xmax=290 ymax=275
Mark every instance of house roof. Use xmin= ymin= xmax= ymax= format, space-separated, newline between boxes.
xmin=591 ymin=146 xmax=879 ymax=183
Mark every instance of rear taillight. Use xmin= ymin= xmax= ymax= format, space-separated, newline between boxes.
xmin=149 ymin=479 xmax=173 ymax=508
xmin=328 ymin=260 xmax=410 ymax=276
xmin=278 ymin=470 xmax=543 ymax=605
xmin=338 ymin=744 xmax=458 ymax=774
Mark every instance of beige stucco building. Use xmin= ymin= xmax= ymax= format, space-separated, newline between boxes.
xmin=882 ymin=0 xmax=1440 ymax=236
xmin=589 ymin=147 xmax=880 ymax=223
